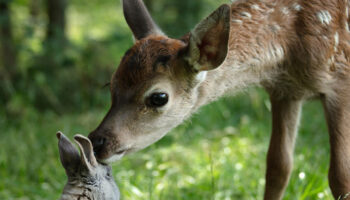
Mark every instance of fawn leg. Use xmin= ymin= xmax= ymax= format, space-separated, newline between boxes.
xmin=263 ymin=98 xmax=302 ymax=200
xmin=322 ymin=93 xmax=350 ymax=199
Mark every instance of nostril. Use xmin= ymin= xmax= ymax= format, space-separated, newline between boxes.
xmin=92 ymin=137 xmax=106 ymax=153
xmin=97 ymin=137 xmax=106 ymax=147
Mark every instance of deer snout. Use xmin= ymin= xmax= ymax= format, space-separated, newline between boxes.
xmin=88 ymin=129 xmax=127 ymax=163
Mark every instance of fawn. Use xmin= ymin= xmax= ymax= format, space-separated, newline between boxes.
xmin=57 ymin=132 xmax=120 ymax=200
xmin=88 ymin=0 xmax=350 ymax=199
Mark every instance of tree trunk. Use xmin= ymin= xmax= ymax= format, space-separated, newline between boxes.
xmin=30 ymin=0 xmax=41 ymax=23
xmin=45 ymin=0 xmax=67 ymax=63
xmin=46 ymin=0 xmax=66 ymax=43
xmin=39 ymin=0 xmax=68 ymax=112
xmin=0 ymin=0 xmax=18 ymax=101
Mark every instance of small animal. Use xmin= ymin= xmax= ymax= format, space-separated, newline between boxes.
xmin=57 ymin=132 xmax=120 ymax=200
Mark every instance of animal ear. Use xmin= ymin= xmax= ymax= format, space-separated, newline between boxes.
xmin=123 ymin=0 xmax=164 ymax=40
xmin=186 ymin=4 xmax=230 ymax=71
xmin=57 ymin=132 xmax=81 ymax=177
xmin=74 ymin=134 xmax=98 ymax=170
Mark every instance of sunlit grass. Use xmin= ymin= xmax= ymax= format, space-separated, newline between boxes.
xmin=0 ymin=89 xmax=333 ymax=199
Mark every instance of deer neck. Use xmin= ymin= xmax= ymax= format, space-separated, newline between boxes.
xmin=192 ymin=0 xmax=299 ymax=110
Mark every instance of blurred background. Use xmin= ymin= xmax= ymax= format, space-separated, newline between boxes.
xmin=0 ymin=0 xmax=333 ymax=199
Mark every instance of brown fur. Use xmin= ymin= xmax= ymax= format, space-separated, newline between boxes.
xmin=114 ymin=36 xmax=186 ymax=90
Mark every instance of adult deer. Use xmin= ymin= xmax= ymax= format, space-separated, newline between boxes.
xmin=88 ymin=0 xmax=350 ymax=199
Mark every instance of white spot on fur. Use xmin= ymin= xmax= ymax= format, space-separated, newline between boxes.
xmin=327 ymin=58 xmax=333 ymax=65
xmin=346 ymin=22 xmax=350 ymax=32
xmin=334 ymin=32 xmax=339 ymax=46
xmin=293 ymin=4 xmax=302 ymax=11
xmin=317 ymin=10 xmax=332 ymax=25
xmin=258 ymin=43 xmax=285 ymax=69
xmin=240 ymin=12 xmax=252 ymax=19
xmin=274 ymin=46 xmax=285 ymax=59
xmin=251 ymin=4 xmax=262 ymax=11
xmin=232 ymin=19 xmax=243 ymax=24
xmin=281 ymin=7 xmax=289 ymax=15
xmin=196 ymin=71 xmax=208 ymax=82
xmin=334 ymin=32 xmax=339 ymax=52
xmin=267 ymin=8 xmax=275 ymax=14
xmin=270 ymin=24 xmax=281 ymax=32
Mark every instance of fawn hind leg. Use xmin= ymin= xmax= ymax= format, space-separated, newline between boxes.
xmin=263 ymin=97 xmax=302 ymax=200
xmin=322 ymin=89 xmax=350 ymax=199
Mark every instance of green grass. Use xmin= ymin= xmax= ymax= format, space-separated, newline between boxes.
xmin=0 ymin=89 xmax=333 ymax=200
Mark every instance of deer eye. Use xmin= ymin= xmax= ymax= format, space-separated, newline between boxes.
xmin=147 ymin=92 xmax=168 ymax=107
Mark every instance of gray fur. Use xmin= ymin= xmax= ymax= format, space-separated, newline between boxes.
xmin=57 ymin=132 xmax=120 ymax=200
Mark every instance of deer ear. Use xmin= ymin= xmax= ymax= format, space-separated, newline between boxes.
xmin=57 ymin=132 xmax=81 ymax=177
xmin=186 ymin=4 xmax=230 ymax=71
xmin=74 ymin=134 xmax=98 ymax=170
xmin=123 ymin=0 xmax=164 ymax=40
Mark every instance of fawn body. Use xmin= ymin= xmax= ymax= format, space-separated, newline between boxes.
xmin=88 ymin=0 xmax=350 ymax=199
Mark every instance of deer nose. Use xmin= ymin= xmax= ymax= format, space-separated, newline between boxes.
xmin=90 ymin=136 xmax=106 ymax=155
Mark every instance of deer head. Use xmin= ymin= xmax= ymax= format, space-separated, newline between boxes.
xmin=88 ymin=0 xmax=231 ymax=163
xmin=57 ymin=132 xmax=120 ymax=200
